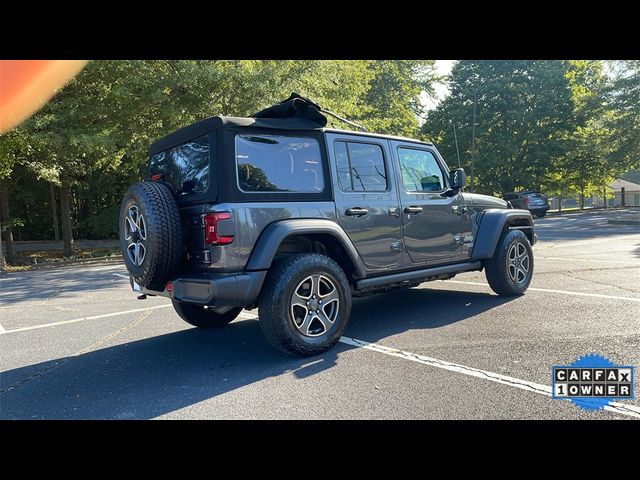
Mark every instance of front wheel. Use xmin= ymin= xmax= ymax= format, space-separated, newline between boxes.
xmin=484 ymin=229 xmax=534 ymax=296
xmin=258 ymin=254 xmax=352 ymax=356
xmin=172 ymin=301 xmax=242 ymax=328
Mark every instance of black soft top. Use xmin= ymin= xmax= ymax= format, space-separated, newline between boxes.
xmin=149 ymin=93 xmax=327 ymax=155
xmin=149 ymin=116 xmax=324 ymax=155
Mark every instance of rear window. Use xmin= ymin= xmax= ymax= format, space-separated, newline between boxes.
xmin=235 ymin=134 xmax=324 ymax=193
xmin=503 ymin=193 xmax=518 ymax=200
xmin=149 ymin=135 xmax=210 ymax=195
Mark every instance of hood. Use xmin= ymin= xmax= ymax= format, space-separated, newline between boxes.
xmin=463 ymin=192 xmax=508 ymax=209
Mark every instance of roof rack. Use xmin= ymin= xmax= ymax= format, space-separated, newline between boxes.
xmin=320 ymin=108 xmax=368 ymax=133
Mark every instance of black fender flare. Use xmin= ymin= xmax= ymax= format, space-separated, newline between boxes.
xmin=471 ymin=209 xmax=534 ymax=260
xmin=245 ymin=219 xmax=367 ymax=279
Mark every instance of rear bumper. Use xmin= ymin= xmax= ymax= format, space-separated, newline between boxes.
xmin=141 ymin=271 xmax=267 ymax=307
xmin=529 ymin=205 xmax=549 ymax=213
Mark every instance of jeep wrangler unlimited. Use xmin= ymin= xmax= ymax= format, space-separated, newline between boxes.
xmin=120 ymin=94 xmax=535 ymax=356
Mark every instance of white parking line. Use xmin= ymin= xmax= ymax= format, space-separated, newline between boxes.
xmin=338 ymin=336 xmax=640 ymax=419
xmin=538 ymin=256 xmax=640 ymax=266
xmin=112 ymin=273 xmax=130 ymax=279
xmin=0 ymin=304 xmax=172 ymax=335
xmin=0 ymin=323 xmax=5 ymax=333
xmin=444 ymin=280 xmax=640 ymax=303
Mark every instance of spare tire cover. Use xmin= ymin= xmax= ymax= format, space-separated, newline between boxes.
xmin=119 ymin=181 xmax=182 ymax=290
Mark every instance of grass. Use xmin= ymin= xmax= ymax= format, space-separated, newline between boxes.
xmin=2 ymin=247 xmax=122 ymax=272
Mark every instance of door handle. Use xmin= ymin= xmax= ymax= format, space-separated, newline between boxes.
xmin=404 ymin=206 xmax=423 ymax=215
xmin=345 ymin=207 xmax=369 ymax=217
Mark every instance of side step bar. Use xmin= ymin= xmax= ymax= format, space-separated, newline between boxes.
xmin=355 ymin=261 xmax=482 ymax=290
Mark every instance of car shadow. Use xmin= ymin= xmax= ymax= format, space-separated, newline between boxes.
xmin=0 ymin=266 xmax=123 ymax=306
xmin=0 ymin=286 xmax=512 ymax=419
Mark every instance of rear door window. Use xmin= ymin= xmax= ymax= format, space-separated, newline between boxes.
xmin=334 ymin=141 xmax=388 ymax=192
xmin=235 ymin=134 xmax=324 ymax=193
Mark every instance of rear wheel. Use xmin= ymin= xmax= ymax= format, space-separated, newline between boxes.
xmin=485 ymin=229 xmax=533 ymax=296
xmin=172 ymin=301 xmax=242 ymax=328
xmin=258 ymin=253 xmax=351 ymax=356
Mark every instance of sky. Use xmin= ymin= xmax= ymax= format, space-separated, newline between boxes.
xmin=421 ymin=60 xmax=455 ymax=114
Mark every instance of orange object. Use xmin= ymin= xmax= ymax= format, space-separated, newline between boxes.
xmin=0 ymin=60 xmax=87 ymax=133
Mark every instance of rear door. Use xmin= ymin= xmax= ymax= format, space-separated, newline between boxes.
xmin=327 ymin=133 xmax=403 ymax=270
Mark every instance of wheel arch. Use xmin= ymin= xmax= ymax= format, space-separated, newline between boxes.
xmin=245 ymin=219 xmax=367 ymax=280
xmin=471 ymin=209 xmax=535 ymax=260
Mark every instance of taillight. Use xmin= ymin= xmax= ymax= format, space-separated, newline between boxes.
xmin=203 ymin=212 xmax=234 ymax=245
xmin=524 ymin=197 xmax=529 ymax=207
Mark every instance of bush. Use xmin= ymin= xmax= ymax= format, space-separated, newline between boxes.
xmin=76 ymin=205 xmax=120 ymax=239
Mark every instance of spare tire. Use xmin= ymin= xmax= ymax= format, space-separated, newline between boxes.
xmin=119 ymin=181 xmax=182 ymax=290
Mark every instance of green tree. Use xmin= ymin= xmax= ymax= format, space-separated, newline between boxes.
xmin=606 ymin=60 xmax=640 ymax=174
xmin=359 ymin=60 xmax=437 ymax=137
xmin=0 ymin=59 xmax=437 ymax=264
xmin=423 ymin=60 xmax=575 ymax=194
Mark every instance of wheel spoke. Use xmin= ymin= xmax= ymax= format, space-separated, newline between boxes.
xmin=127 ymin=243 xmax=136 ymax=264
xmin=315 ymin=309 xmax=333 ymax=332
xmin=320 ymin=288 xmax=339 ymax=305
xmin=517 ymin=243 xmax=526 ymax=258
xmin=297 ymin=313 xmax=315 ymax=336
xmin=127 ymin=207 xmax=138 ymax=233
xmin=311 ymin=274 xmax=321 ymax=297
xmin=509 ymin=264 xmax=517 ymax=282
xmin=125 ymin=216 xmax=136 ymax=239
xmin=137 ymin=242 xmax=145 ymax=265
xmin=138 ymin=215 xmax=146 ymax=240
xmin=134 ymin=242 xmax=141 ymax=265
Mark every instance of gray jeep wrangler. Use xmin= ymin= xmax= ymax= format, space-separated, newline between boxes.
xmin=120 ymin=95 xmax=536 ymax=356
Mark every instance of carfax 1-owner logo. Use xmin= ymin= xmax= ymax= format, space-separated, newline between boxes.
xmin=552 ymin=353 xmax=634 ymax=411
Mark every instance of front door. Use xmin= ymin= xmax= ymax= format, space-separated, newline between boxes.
xmin=327 ymin=134 xmax=403 ymax=270
xmin=392 ymin=142 xmax=471 ymax=265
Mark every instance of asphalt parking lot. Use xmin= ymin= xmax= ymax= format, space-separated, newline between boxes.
xmin=1 ymin=209 xmax=639 ymax=419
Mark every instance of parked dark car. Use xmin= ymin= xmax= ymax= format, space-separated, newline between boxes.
xmin=119 ymin=94 xmax=536 ymax=356
xmin=502 ymin=191 xmax=549 ymax=218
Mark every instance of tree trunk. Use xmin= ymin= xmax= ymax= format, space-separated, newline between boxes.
xmin=579 ymin=188 xmax=585 ymax=210
xmin=60 ymin=179 xmax=74 ymax=257
xmin=50 ymin=182 xmax=60 ymax=241
xmin=0 ymin=183 xmax=17 ymax=264
xmin=603 ymin=186 xmax=607 ymax=209
xmin=558 ymin=194 xmax=563 ymax=212
xmin=0 ymin=216 xmax=5 ymax=269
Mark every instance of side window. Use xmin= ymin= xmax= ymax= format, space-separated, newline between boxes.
xmin=149 ymin=135 xmax=210 ymax=195
xmin=398 ymin=148 xmax=445 ymax=193
xmin=334 ymin=141 xmax=387 ymax=192
xmin=235 ymin=134 xmax=324 ymax=193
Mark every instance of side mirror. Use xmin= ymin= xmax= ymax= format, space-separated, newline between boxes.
xmin=450 ymin=168 xmax=466 ymax=190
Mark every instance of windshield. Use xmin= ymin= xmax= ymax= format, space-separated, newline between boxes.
xmin=149 ymin=135 xmax=211 ymax=196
